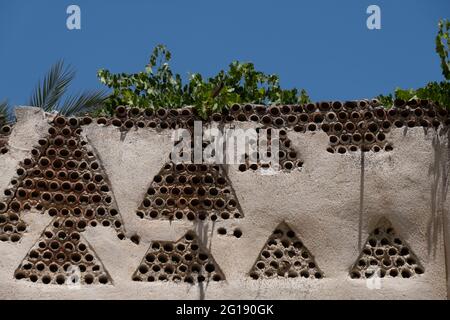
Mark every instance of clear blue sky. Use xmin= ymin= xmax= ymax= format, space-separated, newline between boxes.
xmin=0 ymin=0 xmax=449 ymax=107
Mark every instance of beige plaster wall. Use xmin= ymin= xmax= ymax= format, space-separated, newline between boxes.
xmin=0 ymin=107 xmax=448 ymax=299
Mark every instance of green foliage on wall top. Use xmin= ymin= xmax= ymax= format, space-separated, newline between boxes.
xmin=378 ymin=19 xmax=450 ymax=108
xmin=97 ymin=45 xmax=310 ymax=119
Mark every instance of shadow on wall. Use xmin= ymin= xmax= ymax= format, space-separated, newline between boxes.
xmin=428 ymin=129 xmax=450 ymax=258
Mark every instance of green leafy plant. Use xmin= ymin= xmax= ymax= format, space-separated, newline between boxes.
xmin=436 ymin=19 xmax=450 ymax=80
xmin=378 ymin=19 xmax=450 ymax=108
xmin=98 ymin=45 xmax=310 ymax=119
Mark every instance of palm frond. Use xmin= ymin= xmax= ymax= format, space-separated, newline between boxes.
xmin=0 ymin=100 xmax=11 ymax=125
xmin=57 ymin=90 xmax=108 ymax=116
xmin=28 ymin=60 xmax=75 ymax=112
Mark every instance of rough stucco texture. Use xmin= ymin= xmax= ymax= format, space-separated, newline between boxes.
xmin=0 ymin=107 xmax=448 ymax=300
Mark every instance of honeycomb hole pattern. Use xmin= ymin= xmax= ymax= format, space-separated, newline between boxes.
xmin=0 ymin=116 xmax=126 ymax=243
xmin=217 ymin=227 xmax=242 ymax=238
xmin=136 ymin=152 xmax=244 ymax=222
xmin=14 ymin=217 xmax=112 ymax=285
xmin=92 ymin=101 xmax=450 ymax=154
xmin=238 ymin=128 xmax=303 ymax=173
xmin=132 ymin=231 xmax=225 ymax=284
xmin=0 ymin=123 xmax=12 ymax=155
xmin=349 ymin=217 xmax=425 ymax=279
xmin=249 ymin=222 xmax=324 ymax=280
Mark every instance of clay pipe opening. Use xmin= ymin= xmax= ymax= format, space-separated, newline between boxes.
xmin=368 ymin=122 xmax=379 ymax=133
xmin=407 ymin=98 xmax=419 ymax=108
xmin=394 ymin=120 xmax=404 ymax=128
xmin=326 ymin=112 xmax=336 ymax=121
xmin=274 ymin=117 xmax=285 ymax=126
xmin=214 ymin=199 xmax=226 ymax=209
xmin=97 ymin=117 xmax=108 ymax=125
xmin=414 ymin=108 xmax=424 ymax=117
xmin=22 ymin=158 xmax=34 ymax=168
xmin=0 ymin=125 xmax=11 ymax=135
xmin=364 ymin=132 xmax=375 ymax=143
xmin=407 ymin=119 xmax=416 ymax=127
xmin=129 ymin=107 xmax=141 ymax=117
xmin=375 ymin=108 xmax=386 ymax=119
xmin=230 ymin=104 xmax=242 ymax=113
xmin=237 ymin=114 xmax=248 ymax=122
xmin=40 ymin=192 xmax=52 ymax=203
xmin=123 ymin=120 xmax=134 ymax=129
xmin=344 ymin=122 xmax=356 ymax=132
xmin=438 ymin=107 xmax=448 ymax=118
xmin=48 ymin=181 xmax=60 ymax=191
xmin=420 ymin=119 xmax=430 ymax=128
xmin=340 ymin=134 xmax=351 ymax=144
xmin=305 ymin=103 xmax=316 ymax=113
xmin=344 ymin=101 xmax=358 ymax=110
xmin=243 ymin=104 xmax=254 ymax=113
xmin=420 ymin=99 xmax=430 ymax=108
xmin=358 ymin=100 xmax=368 ymax=108
xmin=372 ymin=145 xmax=381 ymax=152
xmin=287 ymin=151 xmax=297 ymax=160
xmin=350 ymin=111 xmax=361 ymax=122
xmin=352 ymin=133 xmax=363 ymax=144
xmin=394 ymin=99 xmax=406 ymax=108
xmin=261 ymin=115 xmax=272 ymax=125
xmin=320 ymin=123 xmax=330 ymax=133
xmin=427 ymin=109 xmax=436 ymax=117
xmin=313 ymin=113 xmax=324 ymax=123
xmin=255 ymin=105 xmax=267 ymax=114
xmin=144 ymin=109 xmax=154 ymax=119
xmin=387 ymin=108 xmax=397 ymax=118
xmin=287 ymin=115 xmax=298 ymax=125
xmin=68 ymin=117 xmax=79 ymax=128
xmin=371 ymin=99 xmax=381 ymax=107
xmin=269 ymin=106 xmax=281 ymax=116
xmin=357 ymin=121 xmax=367 ymax=132
xmin=364 ymin=111 xmax=373 ymax=120
xmin=181 ymin=108 xmax=193 ymax=117
xmin=326 ymin=146 xmax=335 ymax=154
xmin=82 ymin=116 xmax=93 ymax=125
xmin=333 ymin=122 xmax=343 ymax=133
xmin=282 ymin=161 xmax=294 ymax=170
xmin=299 ymin=114 xmax=310 ymax=123
xmin=54 ymin=116 xmax=67 ymax=127
xmin=382 ymin=120 xmax=392 ymax=131
xmin=16 ymin=188 xmax=28 ymax=199
xmin=211 ymin=113 xmax=222 ymax=122
xmin=400 ymin=109 xmax=410 ymax=118
xmin=281 ymin=105 xmax=291 ymax=114
xmin=376 ymin=132 xmax=386 ymax=142
xmin=307 ymin=123 xmax=317 ymax=131
xmin=112 ymin=118 xmax=123 ymax=127
xmin=176 ymin=197 xmax=188 ymax=208
xmin=38 ymin=157 xmax=51 ymax=168
xmin=156 ymin=108 xmax=168 ymax=119
xmin=329 ymin=135 xmax=339 ymax=145
xmin=115 ymin=106 xmax=127 ymax=117
xmin=319 ymin=102 xmax=331 ymax=111
xmin=212 ymin=113 xmax=223 ymax=122
xmin=432 ymin=118 xmax=441 ymax=128
xmin=332 ymin=101 xmax=343 ymax=111
xmin=338 ymin=111 xmax=348 ymax=122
